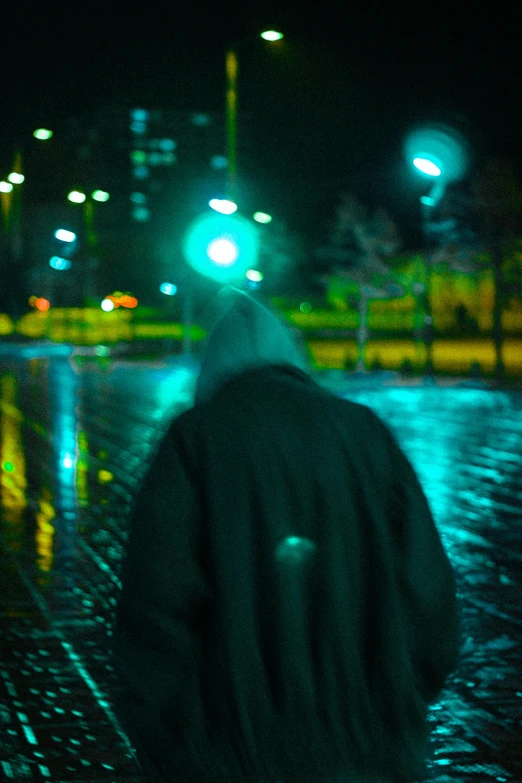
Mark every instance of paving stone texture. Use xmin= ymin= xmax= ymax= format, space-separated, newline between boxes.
xmin=0 ymin=356 xmax=520 ymax=782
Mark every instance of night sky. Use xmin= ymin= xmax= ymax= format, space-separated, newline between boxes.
xmin=1 ymin=5 xmax=520 ymax=248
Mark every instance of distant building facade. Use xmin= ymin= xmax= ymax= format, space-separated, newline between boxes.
xmin=22 ymin=106 xmax=231 ymax=305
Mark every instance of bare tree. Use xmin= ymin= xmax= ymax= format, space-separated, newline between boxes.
xmin=319 ymin=192 xmax=401 ymax=284
xmin=257 ymin=219 xmax=306 ymax=294
xmin=317 ymin=192 xmax=403 ymax=370
xmin=428 ymin=158 xmax=522 ymax=379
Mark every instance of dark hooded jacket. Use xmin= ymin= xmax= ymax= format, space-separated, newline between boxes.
xmin=111 ymin=289 xmax=459 ymax=782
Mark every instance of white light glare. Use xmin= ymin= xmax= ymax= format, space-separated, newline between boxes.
xmin=246 ymin=269 xmax=263 ymax=282
xmin=207 ymin=238 xmax=239 ymax=267
xmin=8 ymin=172 xmax=25 ymax=185
xmin=209 ymin=198 xmax=238 ymax=215
xmin=413 ymin=157 xmax=441 ymax=177
xmin=101 ymin=298 xmax=115 ymax=312
xmin=0 ymin=181 xmax=13 ymax=193
xmin=54 ymin=229 xmax=76 ymax=242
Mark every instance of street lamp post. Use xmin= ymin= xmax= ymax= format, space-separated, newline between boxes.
xmin=355 ymin=289 xmax=369 ymax=373
xmin=182 ymin=284 xmax=193 ymax=356
xmin=6 ymin=152 xmax=25 ymax=264
xmin=225 ymin=49 xmax=239 ymax=201
xmin=225 ymin=30 xmax=283 ymax=202
xmin=67 ymin=189 xmax=110 ymax=248
xmin=2 ymin=132 xmax=53 ymax=260
xmin=159 ymin=282 xmax=179 ymax=354
xmin=67 ymin=189 xmax=109 ymax=303
xmin=404 ymin=124 xmax=468 ymax=376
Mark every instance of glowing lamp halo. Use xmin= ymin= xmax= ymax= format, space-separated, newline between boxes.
xmin=405 ymin=124 xmax=469 ymax=182
xmin=183 ymin=212 xmax=258 ymax=282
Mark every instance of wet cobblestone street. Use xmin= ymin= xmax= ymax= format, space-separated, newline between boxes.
xmin=0 ymin=355 xmax=521 ymax=782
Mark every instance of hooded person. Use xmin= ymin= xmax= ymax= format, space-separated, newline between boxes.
xmin=111 ymin=287 xmax=459 ymax=783
xmin=193 ymin=286 xmax=311 ymax=404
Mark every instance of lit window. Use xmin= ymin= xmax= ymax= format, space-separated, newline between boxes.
xmin=210 ymin=155 xmax=228 ymax=170
xmin=130 ymin=121 xmax=147 ymax=134
xmin=159 ymin=138 xmax=176 ymax=151
xmin=133 ymin=166 xmax=150 ymax=179
xmin=132 ymin=206 xmax=151 ymax=222
xmin=192 ymin=113 xmax=210 ymax=127
xmin=131 ymin=109 xmax=149 ymax=122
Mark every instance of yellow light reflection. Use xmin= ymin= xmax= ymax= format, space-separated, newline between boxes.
xmin=0 ymin=374 xmax=28 ymax=542
xmin=0 ymin=314 xmax=15 ymax=335
xmin=35 ymin=488 xmax=56 ymax=573
xmin=76 ymin=430 xmax=90 ymax=508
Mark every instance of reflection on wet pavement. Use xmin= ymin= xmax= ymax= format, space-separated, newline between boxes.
xmin=0 ymin=357 xmax=521 ymax=782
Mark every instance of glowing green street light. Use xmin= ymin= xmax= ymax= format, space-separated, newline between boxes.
xmin=33 ymin=128 xmax=53 ymax=140
xmin=405 ymin=124 xmax=468 ymax=206
xmin=92 ymin=190 xmax=110 ymax=202
xmin=246 ymin=269 xmax=263 ymax=282
xmin=0 ymin=181 xmax=13 ymax=193
xmin=226 ymin=29 xmax=284 ymax=201
xmin=8 ymin=172 xmax=24 ymax=185
xmin=253 ymin=211 xmax=272 ymax=224
xmin=68 ymin=190 xmax=86 ymax=204
xmin=405 ymin=123 xmax=470 ymax=376
xmin=260 ymin=30 xmax=284 ymax=41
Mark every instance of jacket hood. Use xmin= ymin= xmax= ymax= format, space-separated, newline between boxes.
xmin=195 ymin=287 xmax=310 ymax=405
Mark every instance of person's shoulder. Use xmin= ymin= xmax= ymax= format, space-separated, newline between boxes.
xmin=168 ymin=403 xmax=206 ymax=438
xmin=332 ymin=396 xmax=401 ymax=450
xmin=329 ymin=392 xmax=383 ymax=424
